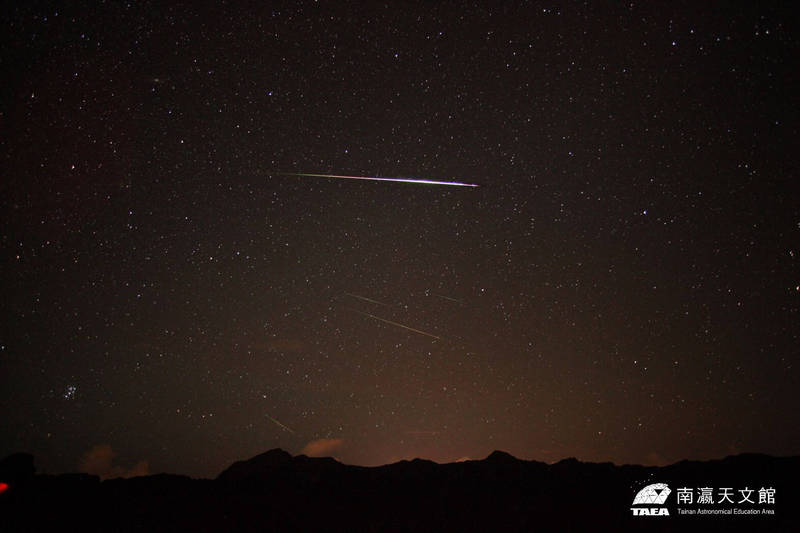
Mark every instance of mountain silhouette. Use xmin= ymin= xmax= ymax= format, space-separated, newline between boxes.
xmin=216 ymin=448 xmax=293 ymax=482
xmin=1 ymin=449 xmax=797 ymax=531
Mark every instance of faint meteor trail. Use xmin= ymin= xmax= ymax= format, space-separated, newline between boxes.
xmin=432 ymin=293 xmax=464 ymax=304
xmin=266 ymin=414 xmax=295 ymax=434
xmin=281 ymin=172 xmax=479 ymax=188
xmin=350 ymin=308 xmax=441 ymax=340
xmin=344 ymin=292 xmax=396 ymax=308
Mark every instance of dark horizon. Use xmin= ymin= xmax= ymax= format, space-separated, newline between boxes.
xmin=6 ymin=445 xmax=800 ymax=480
xmin=7 ymin=443 xmax=800 ymax=482
xmin=2 ymin=1 xmax=798 ymax=482
xmin=3 ymin=447 xmax=797 ymax=531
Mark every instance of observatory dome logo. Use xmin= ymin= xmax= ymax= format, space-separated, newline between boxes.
xmin=631 ymin=483 xmax=671 ymax=516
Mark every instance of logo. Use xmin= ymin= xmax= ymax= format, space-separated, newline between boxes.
xmin=631 ymin=483 xmax=671 ymax=516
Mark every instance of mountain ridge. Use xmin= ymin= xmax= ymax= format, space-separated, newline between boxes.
xmin=1 ymin=449 xmax=798 ymax=531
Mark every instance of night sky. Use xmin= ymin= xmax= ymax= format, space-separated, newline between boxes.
xmin=2 ymin=2 xmax=798 ymax=479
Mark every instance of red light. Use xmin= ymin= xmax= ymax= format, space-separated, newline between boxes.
xmin=0 ymin=482 xmax=8 ymax=494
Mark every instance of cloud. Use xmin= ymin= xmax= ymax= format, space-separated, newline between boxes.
xmin=79 ymin=444 xmax=149 ymax=480
xmin=644 ymin=451 xmax=667 ymax=466
xmin=301 ymin=438 xmax=344 ymax=457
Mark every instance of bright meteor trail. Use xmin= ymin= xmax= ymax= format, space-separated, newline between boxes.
xmin=282 ymin=172 xmax=479 ymax=188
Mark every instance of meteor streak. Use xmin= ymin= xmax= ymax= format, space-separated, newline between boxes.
xmin=282 ymin=172 xmax=479 ymax=188
xmin=344 ymin=292 xmax=395 ymax=308
xmin=266 ymin=414 xmax=295 ymax=434
xmin=350 ymin=308 xmax=441 ymax=340
xmin=433 ymin=293 xmax=464 ymax=304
